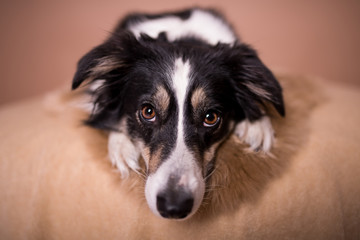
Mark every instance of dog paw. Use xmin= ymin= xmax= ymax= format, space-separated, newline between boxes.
xmin=234 ymin=116 xmax=275 ymax=153
xmin=108 ymin=131 xmax=141 ymax=178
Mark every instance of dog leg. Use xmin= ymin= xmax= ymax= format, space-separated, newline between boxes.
xmin=108 ymin=131 xmax=141 ymax=178
xmin=234 ymin=116 xmax=275 ymax=153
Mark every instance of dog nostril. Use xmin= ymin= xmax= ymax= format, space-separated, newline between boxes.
xmin=156 ymin=192 xmax=194 ymax=219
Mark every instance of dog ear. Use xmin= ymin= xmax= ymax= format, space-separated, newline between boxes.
xmin=72 ymin=38 xmax=125 ymax=90
xmin=71 ymin=32 xmax=141 ymax=130
xmin=229 ymin=44 xmax=285 ymax=121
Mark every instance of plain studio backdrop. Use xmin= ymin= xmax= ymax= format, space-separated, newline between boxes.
xmin=0 ymin=0 xmax=360 ymax=105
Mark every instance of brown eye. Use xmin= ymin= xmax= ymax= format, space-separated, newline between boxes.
xmin=203 ymin=111 xmax=220 ymax=127
xmin=141 ymin=105 xmax=156 ymax=122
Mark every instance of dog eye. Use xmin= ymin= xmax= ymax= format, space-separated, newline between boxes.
xmin=203 ymin=111 xmax=220 ymax=127
xmin=141 ymin=105 xmax=156 ymax=122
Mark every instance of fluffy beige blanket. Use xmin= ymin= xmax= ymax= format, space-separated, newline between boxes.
xmin=0 ymin=74 xmax=359 ymax=239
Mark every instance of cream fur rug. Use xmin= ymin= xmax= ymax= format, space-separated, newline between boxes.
xmin=0 ymin=74 xmax=359 ymax=239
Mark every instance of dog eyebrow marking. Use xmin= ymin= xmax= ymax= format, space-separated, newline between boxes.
xmin=153 ymin=85 xmax=170 ymax=115
xmin=191 ymin=87 xmax=207 ymax=110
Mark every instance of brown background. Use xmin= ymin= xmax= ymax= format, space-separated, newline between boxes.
xmin=1 ymin=0 xmax=359 ymax=105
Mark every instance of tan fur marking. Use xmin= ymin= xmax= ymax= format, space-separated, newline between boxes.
xmin=148 ymin=146 xmax=163 ymax=174
xmin=90 ymin=56 xmax=123 ymax=78
xmin=203 ymin=142 xmax=221 ymax=169
xmin=203 ymin=147 xmax=215 ymax=176
xmin=191 ymin=88 xmax=207 ymax=109
xmin=204 ymin=147 xmax=216 ymax=165
xmin=154 ymin=86 xmax=170 ymax=114
xmin=243 ymin=82 xmax=272 ymax=100
xmin=142 ymin=147 xmax=151 ymax=168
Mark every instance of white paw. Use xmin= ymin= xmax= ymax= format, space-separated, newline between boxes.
xmin=108 ymin=131 xmax=141 ymax=178
xmin=234 ymin=116 xmax=275 ymax=153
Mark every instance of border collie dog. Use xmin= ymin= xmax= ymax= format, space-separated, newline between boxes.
xmin=72 ymin=8 xmax=285 ymax=220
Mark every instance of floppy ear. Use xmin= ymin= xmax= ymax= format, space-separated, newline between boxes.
xmin=72 ymin=39 xmax=124 ymax=90
xmin=229 ymin=44 xmax=285 ymax=121
xmin=71 ymin=32 xmax=139 ymax=130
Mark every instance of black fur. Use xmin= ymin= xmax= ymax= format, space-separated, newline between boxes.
xmin=72 ymin=7 xmax=285 ymax=170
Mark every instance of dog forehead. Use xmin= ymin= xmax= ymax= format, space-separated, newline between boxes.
xmin=169 ymin=59 xmax=215 ymax=112
xmin=170 ymin=58 xmax=192 ymax=109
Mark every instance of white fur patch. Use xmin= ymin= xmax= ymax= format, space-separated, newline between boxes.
xmin=128 ymin=9 xmax=236 ymax=45
xmin=173 ymin=58 xmax=190 ymax=131
xmin=108 ymin=131 xmax=141 ymax=179
xmin=69 ymin=80 xmax=106 ymax=113
xmin=88 ymin=79 xmax=106 ymax=93
xmin=234 ymin=116 xmax=275 ymax=153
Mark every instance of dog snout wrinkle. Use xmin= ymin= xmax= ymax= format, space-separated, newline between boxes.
xmin=156 ymin=189 xmax=194 ymax=219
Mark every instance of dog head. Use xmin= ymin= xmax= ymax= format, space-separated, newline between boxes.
xmin=72 ymin=31 xmax=284 ymax=219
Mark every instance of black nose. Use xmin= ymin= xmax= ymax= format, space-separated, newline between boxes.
xmin=156 ymin=190 xmax=194 ymax=219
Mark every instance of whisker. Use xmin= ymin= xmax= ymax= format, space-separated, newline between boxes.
xmin=204 ymin=165 xmax=219 ymax=181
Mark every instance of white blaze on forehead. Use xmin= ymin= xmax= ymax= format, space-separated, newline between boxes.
xmin=173 ymin=58 xmax=191 ymax=131
xmin=128 ymin=9 xmax=236 ymax=45
xmin=171 ymin=58 xmax=193 ymax=169
xmin=171 ymin=58 xmax=193 ymax=165
xmin=144 ymin=58 xmax=205 ymax=219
